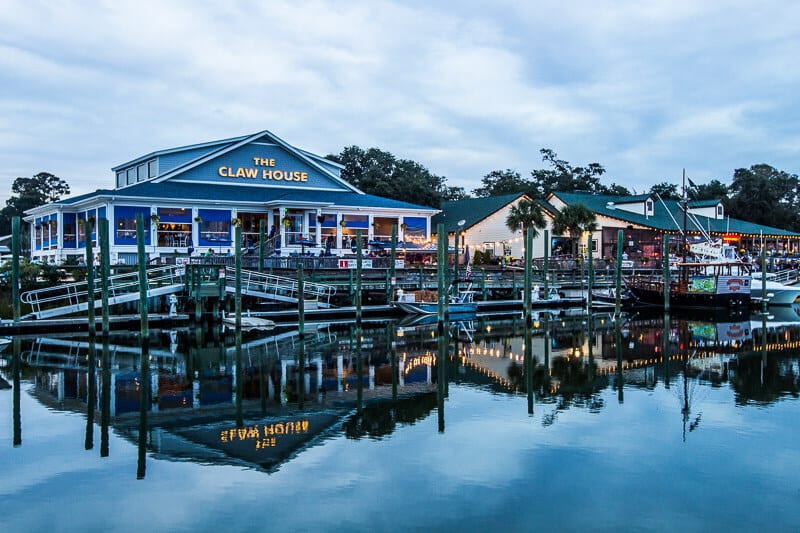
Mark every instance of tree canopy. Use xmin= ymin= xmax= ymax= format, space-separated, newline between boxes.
xmin=473 ymin=149 xmax=629 ymax=199
xmin=326 ymin=146 xmax=465 ymax=208
xmin=0 ymin=172 xmax=70 ymax=235
xmin=648 ymin=181 xmax=680 ymax=200
xmin=505 ymin=198 xmax=547 ymax=239
xmin=726 ymin=164 xmax=800 ymax=231
xmin=552 ymin=203 xmax=598 ymax=256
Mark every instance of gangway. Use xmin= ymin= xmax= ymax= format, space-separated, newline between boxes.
xmin=224 ymin=267 xmax=337 ymax=307
xmin=20 ymin=264 xmax=185 ymax=320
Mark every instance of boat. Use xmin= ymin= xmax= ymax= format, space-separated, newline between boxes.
xmin=393 ymin=282 xmax=477 ymax=316
xmin=749 ymin=271 xmax=800 ymax=306
xmin=591 ymin=286 xmax=636 ymax=308
xmin=625 ymin=260 xmax=751 ymax=310
xmin=221 ymin=311 xmax=276 ymax=330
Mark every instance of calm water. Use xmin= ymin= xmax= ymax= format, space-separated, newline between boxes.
xmin=1 ymin=309 xmax=799 ymax=532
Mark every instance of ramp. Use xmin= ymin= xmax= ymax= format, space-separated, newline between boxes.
xmin=20 ymin=264 xmax=185 ymax=320
xmin=224 ymin=267 xmax=337 ymax=307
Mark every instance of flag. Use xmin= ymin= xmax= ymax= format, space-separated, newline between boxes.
xmin=464 ymin=245 xmax=472 ymax=279
xmin=687 ymin=177 xmax=698 ymax=189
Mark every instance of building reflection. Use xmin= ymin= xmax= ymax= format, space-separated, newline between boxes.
xmin=4 ymin=307 xmax=799 ymax=472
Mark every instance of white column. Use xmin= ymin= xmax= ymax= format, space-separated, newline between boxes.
xmin=426 ymin=363 xmax=431 ymax=384
xmin=398 ymin=358 xmax=405 ymax=387
xmin=316 ymin=357 xmax=322 ymax=392
xmin=192 ymin=379 xmax=200 ymax=408
xmin=369 ymin=365 xmax=375 ymax=390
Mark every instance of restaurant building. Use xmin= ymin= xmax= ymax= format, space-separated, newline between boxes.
xmin=24 ymin=129 xmax=439 ymax=264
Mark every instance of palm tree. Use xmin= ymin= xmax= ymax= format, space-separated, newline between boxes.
xmin=552 ymin=203 xmax=598 ymax=258
xmin=506 ymin=198 xmax=547 ymax=240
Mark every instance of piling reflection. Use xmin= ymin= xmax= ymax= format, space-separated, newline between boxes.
xmin=3 ymin=307 xmax=800 ymax=473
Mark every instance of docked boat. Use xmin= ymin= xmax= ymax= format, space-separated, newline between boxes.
xmin=591 ymin=286 xmax=636 ymax=308
xmin=750 ymin=271 xmax=800 ymax=306
xmin=625 ymin=261 xmax=751 ymax=310
xmin=393 ymin=283 xmax=477 ymax=316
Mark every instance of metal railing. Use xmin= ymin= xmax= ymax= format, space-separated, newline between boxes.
xmin=225 ymin=267 xmax=337 ymax=305
xmin=20 ymin=264 xmax=185 ymax=319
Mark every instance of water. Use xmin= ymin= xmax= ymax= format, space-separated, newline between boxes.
xmin=1 ymin=309 xmax=799 ymax=532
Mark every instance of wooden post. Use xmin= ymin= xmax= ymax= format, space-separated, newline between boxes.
xmin=356 ymin=230 xmax=362 ymax=326
xmin=524 ymin=228 xmax=532 ymax=326
xmin=100 ymin=336 xmax=111 ymax=457
xmin=437 ymin=223 xmax=446 ymax=325
xmin=258 ymin=219 xmax=266 ymax=273
xmin=615 ymin=229 xmax=623 ymax=317
xmin=761 ymin=248 xmax=768 ymax=313
xmin=388 ymin=223 xmax=397 ymax=304
xmin=587 ymin=234 xmax=593 ymax=310
xmin=99 ymin=219 xmax=110 ymax=337
xmin=11 ymin=217 xmax=20 ymax=323
xmin=543 ymin=229 xmax=550 ymax=301
xmin=136 ymin=213 xmax=149 ymax=339
xmin=663 ymin=236 xmax=670 ymax=312
xmin=85 ymin=218 xmax=96 ymax=336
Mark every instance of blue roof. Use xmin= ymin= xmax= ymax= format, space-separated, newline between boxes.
xmin=55 ymin=181 xmax=436 ymax=211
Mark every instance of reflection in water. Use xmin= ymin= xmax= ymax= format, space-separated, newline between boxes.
xmin=3 ymin=310 xmax=800 ymax=475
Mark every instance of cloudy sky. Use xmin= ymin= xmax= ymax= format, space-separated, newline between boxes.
xmin=1 ymin=0 xmax=798 ymax=205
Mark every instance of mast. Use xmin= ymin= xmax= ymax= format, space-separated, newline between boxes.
xmin=682 ymin=168 xmax=688 ymax=262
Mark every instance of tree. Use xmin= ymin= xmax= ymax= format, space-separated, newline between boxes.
xmin=604 ymin=183 xmax=632 ymax=196
xmin=529 ymin=149 xmax=607 ymax=199
xmin=505 ymin=198 xmax=547 ymax=240
xmin=326 ymin=146 xmax=454 ymax=208
xmin=0 ymin=172 xmax=71 ymax=245
xmin=552 ymin=203 xmax=598 ymax=257
xmin=726 ymin=164 xmax=800 ymax=231
xmin=688 ymin=179 xmax=729 ymax=202
xmin=649 ymin=182 xmax=680 ymax=200
xmin=472 ymin=169 xmax=530 ymax=198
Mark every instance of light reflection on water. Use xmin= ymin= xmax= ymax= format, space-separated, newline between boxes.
xmin=1 ymin=309 xmax=799 ymax=532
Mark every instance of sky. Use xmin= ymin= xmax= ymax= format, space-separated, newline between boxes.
xmin=1 ymin=0 xmax=799 ymax=206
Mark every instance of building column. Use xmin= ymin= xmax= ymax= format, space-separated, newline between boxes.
xmin=337 ymin=355 xmax=343 ymax=391
xmin=398 ymin=358 xmax=405 ymax=387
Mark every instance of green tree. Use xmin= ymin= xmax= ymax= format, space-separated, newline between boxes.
xmin=505 ymin=198 xmax=547 ymax=240
xmin=0 ymin=172 xmax=71 ymax=247
xmin=727 ymin=164 xmax=800 ymax=231
xmin=326 ymin=146 xmax=453 ymax=208
xmin=472 ymin=169 xmax=530 ymax=198
xmin=688 ymin=179 xmax=729 ymax=202
xmin=552 ymin=203 xmax=598 ymax=257
xmin=529 ymin=149 xmax=607 ymax=199
xmin=649 ymin=181 xmax=680 ymax=200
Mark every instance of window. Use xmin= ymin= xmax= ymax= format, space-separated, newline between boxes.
xmin=197 ymin=209 xmax=231 ymax=247
xmin=646 ymin=200 xmax=654 ymax=214
xmin=116 ymin=171 xmax=125 ymax=188
xmin=137 ymin=164 xmax=146 ymax=182
xmin=114 ymin=206 xmax=151 ymax=245
xmin=717 ymin=205 xmax=723 ymax=218
xmin=148 ymin=159 xmax=157 ymax=178
xmin=156 ymin=207 xmax=192 ymax=248
xmin=126 ymin=168 xmax=135 ymax=185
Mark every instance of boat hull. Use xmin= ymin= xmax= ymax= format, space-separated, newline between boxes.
xmin=626 ymin=285 xmax=749 ymax=310
xmin=393 ymin=301 xmax=478 ymax=316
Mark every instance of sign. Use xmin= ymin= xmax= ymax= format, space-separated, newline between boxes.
xmin=338 ymin=259 xmax=373 ymax=269
xmin=218 ymin=157 xmax=308 ymax=183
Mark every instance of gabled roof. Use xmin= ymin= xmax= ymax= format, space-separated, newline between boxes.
xmin=113 ymin=129 xmax=360 ymax=195
xmin=551 ymin=191 xmax=799 ymax=237
xmin=432 ymin=193 xmax=532 ymax=234
xmin=688 ymin=199 xmax=721 ymax=208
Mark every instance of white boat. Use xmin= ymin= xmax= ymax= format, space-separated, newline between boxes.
xmin=393 ymin=282 xmax=477 ymax=316
xmin=749 ymin=271 xmax=800 ymax=306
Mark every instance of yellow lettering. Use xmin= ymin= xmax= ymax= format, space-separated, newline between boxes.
xmin=234 ymin=168 xmax=246 ymax=178
xmin=244 ymin=168 xmax=258 ymax=178
xmin=301 ymin=172 xmax=308 ymax=182
xmin=218 ymin=166 xmax=229 ymax=177
xmin=262 ymin=170 xmax=271 ymax=179
xmin=273 ymin=170 xmax=284 ymax=181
